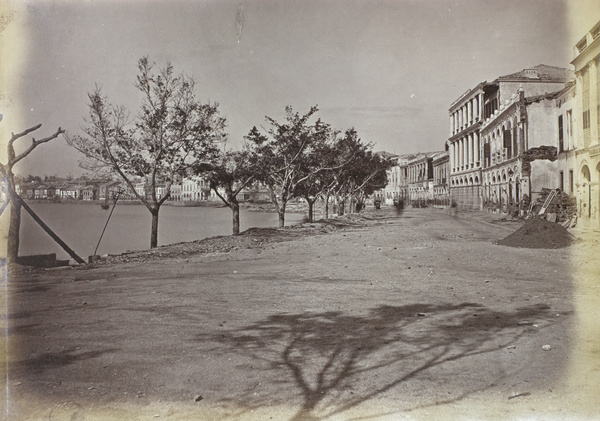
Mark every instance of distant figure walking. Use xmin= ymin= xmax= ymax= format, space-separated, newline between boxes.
xmin=394 ymin=198 xmax=404 ymax=215
xmin=450 ymin=199 xmax=458 ymax=217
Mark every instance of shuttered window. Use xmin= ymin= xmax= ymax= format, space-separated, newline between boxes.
xmin=503 ymin=129 xmax=512 ymax=159
xmin=582 ymin=66 xmax=591 ymax=147
xmin=558 ymin=115 xmax=564 ymax=152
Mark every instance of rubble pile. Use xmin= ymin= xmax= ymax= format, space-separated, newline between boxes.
xmin=530 ymin=188 xmax=577 ymax=227
xmin=496 ymin=217 xmax=575 ymax=249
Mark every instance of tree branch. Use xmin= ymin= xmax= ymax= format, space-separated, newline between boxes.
xmin=8 ymin=124 xmax=42 ymax=147
xmin=9 ymin=126 xmax=64 ymax=168
xmin=212 ymin=185 xmax=232 ymax=208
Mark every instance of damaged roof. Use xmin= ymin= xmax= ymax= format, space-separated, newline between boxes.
xmin=497 ymin=64 xmax=573 ymax=82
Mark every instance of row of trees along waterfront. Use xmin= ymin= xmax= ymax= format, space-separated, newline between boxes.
xmin=4 ymin=57 xmax=393 ymax=260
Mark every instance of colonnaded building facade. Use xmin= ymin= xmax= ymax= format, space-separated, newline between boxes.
xmin=447 ymin=64 xmax=571 ymax=211
xmin=380 ymin=20 xmax=600 ymax=228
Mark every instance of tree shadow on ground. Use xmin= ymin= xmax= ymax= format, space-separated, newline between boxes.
xmin=13 ymin=347 xmax=118 ymax=374
xmin=197 ymin=302 xmax=560 ymax=421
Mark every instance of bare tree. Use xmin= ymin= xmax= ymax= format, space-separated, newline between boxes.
xmin=0 ymin=116 xmax=64 ymax=263
xmin=67 ymin=57 xmax=226 ymax=248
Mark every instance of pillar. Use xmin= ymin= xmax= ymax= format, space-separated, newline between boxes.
xmin=467 ymin=101 xmax=472 ymax=125
xmin=590 ymin=59 xmax=599 ymax=142
xmin=453 ymin=142 xmax=458 ymax=172
xmin=470 ymin=133 xmax=475 ymax=168
xmin=475 ymin=132 xmax=480 ymax=165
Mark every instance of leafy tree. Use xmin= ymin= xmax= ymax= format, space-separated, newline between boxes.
xmin=331 ymin=129 xmax=392 ymax=215
xmin=197 ymin=149 xmax=254 ymax=235
xmin=292 ymin=132 xmax=341 ymax=222
xmin=67 ymin=57 xmax=226 ymax=248
xmin=25 ymin=175 xmax=42 ymax=183
xmin=245 ymin=106 xmax=335 ymax=227
xmin=0 ymin=117 xmax=64 ymax=263
xmin=293 ymin=171 xmax=324 ymax=223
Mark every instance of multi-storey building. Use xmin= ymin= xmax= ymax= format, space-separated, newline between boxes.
xmin=569 ymin=20 xmax=600 ymax=227
xmin=448 ymin=64 xmax=571 ymax=211
xmin=556 ymin=82 xmax=577 ymax=198
xmin=382 ymin=154 xmax=400 ymax=205
xmin=431 ymin=150 xmax=450 ymax=206
xmin=406 ymin=152 xmax=438 ymax=205
xmin=169 ymin=177 xmax=214 ymax=202
xmin=480 ymin=88 xmax=565 ymax=215
xmin=396 ymin=154 xmax=414 ymax=203
xmin=448 ymin=83 xmax=486 ymax=211
xmin=379 ymin=153 xmax=415 ymax=206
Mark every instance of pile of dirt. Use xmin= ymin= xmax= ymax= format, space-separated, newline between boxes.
xmin=496 ymin=217 xmax=576 ymax=249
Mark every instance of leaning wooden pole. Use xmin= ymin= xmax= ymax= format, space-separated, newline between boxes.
xmin=16 ymin=195 xmax=86 ymax=264
xmin=0 ymin=197 xmax=8 ymax=216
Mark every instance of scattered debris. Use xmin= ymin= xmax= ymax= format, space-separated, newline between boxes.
xmin=529 ymin=188 xmax=577 ymax=226
xmin=101 ymin=213 xmax=385 ymax=265
xmin=508 ymin=392 xmax=531 ymax=400
xmin=542 ymin=344 xmax=552 ymax=351
xmin=194 ymin=395 xmax=203 ymax=402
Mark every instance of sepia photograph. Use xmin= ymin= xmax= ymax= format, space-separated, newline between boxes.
xmin=1 ymin=0 xmax=599 ymax=419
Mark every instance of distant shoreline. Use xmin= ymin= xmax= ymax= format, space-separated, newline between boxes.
xmin=22 ymin=199 xmax=311 ymax=213
xmin=22 ymin=199 xmax=226 ymax=208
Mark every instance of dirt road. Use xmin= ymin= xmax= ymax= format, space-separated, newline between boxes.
xmin=2 ymin=208 xmax=599 ymax=420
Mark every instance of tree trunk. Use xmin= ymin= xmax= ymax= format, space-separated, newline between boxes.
xmin=6 ymin=196 xmax=21 ymax=264
xmin=324 ymin=193 xmax=330 ymax=219
xmin=278 ymin=201 xmax=286 ymax=228
xmin=232 ymin=202 xmax=240 ymax=235
xmin=305 ymin=197 xmax=315 ymax=222
xmin=150 ymin=207 xmax=159 ymax=248
xmin=338 ymin=197 xmax=345 ymax=216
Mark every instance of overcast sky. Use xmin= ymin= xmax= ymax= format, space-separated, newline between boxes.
xmin=1 ymin=0 xmax=599 ymax=177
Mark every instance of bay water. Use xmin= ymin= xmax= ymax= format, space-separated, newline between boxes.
xmin=7 ymin=202 xmax=304 ymax=260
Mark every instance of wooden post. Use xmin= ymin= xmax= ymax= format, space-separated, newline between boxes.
xmin=16 ymin=195 xmax=86 ymax=264
xmin=0 ymin=197 xmax=8 ymax=216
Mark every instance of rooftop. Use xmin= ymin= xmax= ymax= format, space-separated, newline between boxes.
xmin=497 ymin=64 xmax=572 ymax=82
